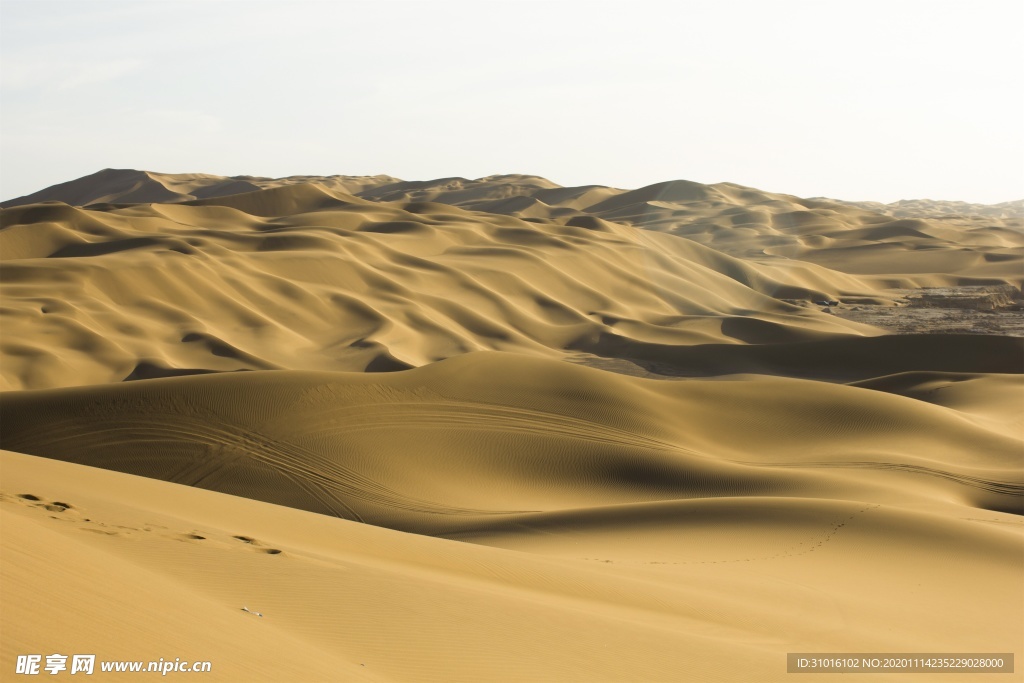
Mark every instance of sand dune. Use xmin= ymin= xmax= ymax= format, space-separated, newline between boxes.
xmin=832 ymin=197 xmax=1024 ymax=221
xmin=1 ymin=182 xmax=885 ymax=391
xmin=569 ymin=332 xmax=1023 ymax=381
xmin=2 ymin=169 xmax=1022 ymax=681
xmin=0 ymin=168 xmax=400 ymax=208
xmin=2 ymin=355 xmax=1021 ymax=682
xmin=7 ymin=449 xmax=1016 ymax=683
xmin=6 ymin=169 xmax=1021 ymax=286
xmin=2 ymin=354 xmax=1021 ymax=531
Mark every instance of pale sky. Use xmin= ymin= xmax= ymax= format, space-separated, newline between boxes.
xmin=1 ymin=0 xmax=1021 ymax=203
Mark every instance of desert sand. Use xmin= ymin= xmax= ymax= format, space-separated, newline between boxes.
xmin=1 ymin=169 xmax=1021 ymax=681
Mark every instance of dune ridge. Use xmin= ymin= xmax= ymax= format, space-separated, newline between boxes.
xmin=1 ymin=182 xmax=887 ymax=391
xmin=8 ymin=449 xmax=1019 ymax=682
xmin=2 ymin=354 xmax=1021 ymax=531
xmin=2 ymin=352 xmax=1021 ymax=681
xmin=6 ymin=169 xmax=1021 ymax=285
xmin=2 ymin=169 xmax=1022 ymax=681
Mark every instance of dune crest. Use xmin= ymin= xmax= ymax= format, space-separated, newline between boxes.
xmin=2 ymin=169 xmax=1021 ymax=681
xmin=2 ymin=353 xmax=1020 ymax=530
xmin=1 ymin=181 xmax=890 ymax=391
xmin=7 ymin=168 xmax=1020 ymax=286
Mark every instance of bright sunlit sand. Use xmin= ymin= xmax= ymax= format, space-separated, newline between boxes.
xmin=1 ymin=1 xmax=1022 ymax=681
xmin=2 ymin=169 xmax=1021 ymax=682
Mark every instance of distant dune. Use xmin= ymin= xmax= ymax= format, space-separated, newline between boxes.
xmin=829 ymin=196 xmax=1024 ymax=221
xmin=1 ymin=177 xmax=888 ymax=391
xmin=1 ymin=169 xmax=1021 ymax=681
xmin=6 ymin=169 xmax=1021 ymax=283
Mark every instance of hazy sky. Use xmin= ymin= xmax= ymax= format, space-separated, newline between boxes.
xmin=1 ymin=0 xmax=1021 ymax=203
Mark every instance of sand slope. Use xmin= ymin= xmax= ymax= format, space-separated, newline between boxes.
xmin=4 ymin=441 xmax=1022 ymax=683
xmin=2 ymin=170 xmax=1022 ymax=682
xmin=6 ymin=169 xmax=1020 ymax=286
xmin=831 ymin=197 xmax=1024 ymax=221
xmin=1 ymin=354 xmax=1020 ymax=529
xmin=0 ymin=168 xmax=400 ymax=208
xmin=1 ymin=184 xmax=884 ymax=391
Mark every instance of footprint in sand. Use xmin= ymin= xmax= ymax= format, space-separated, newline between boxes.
xmin=14 ymin=494 xmax=80 ymax=517
xmin=233 ymin=535 xmax=283 ymax=555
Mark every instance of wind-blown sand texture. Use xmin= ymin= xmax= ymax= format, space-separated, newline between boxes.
xmin=1 ymin=170 xmax=1022 ymax=681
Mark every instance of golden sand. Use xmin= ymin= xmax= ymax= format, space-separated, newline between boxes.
xmin=1 ymin=170 xmax=1021 ymax=681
